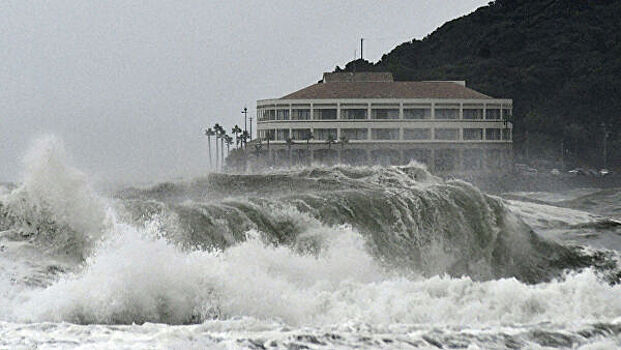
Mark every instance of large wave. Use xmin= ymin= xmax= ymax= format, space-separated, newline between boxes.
xmin=1 ymin=136 xmax=620 ymax=329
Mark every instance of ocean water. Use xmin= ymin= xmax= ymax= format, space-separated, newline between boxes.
xmin=1 ymin=137 xmax=620 ymax=349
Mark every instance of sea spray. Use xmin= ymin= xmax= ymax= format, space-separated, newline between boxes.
xmin=1 ymin=136 xmax=109 ymax=259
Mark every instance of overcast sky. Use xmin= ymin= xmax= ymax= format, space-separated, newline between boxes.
xmin=1 ymin=0 xmax=489 ymax=184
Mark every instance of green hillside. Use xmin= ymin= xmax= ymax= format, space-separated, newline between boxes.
xmin=338 ymin=0 xmax=621 ymax=169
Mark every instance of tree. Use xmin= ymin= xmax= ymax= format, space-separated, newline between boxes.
xmin=232 ymin=125 xmax=242 ymax=149
xmin=204 ymin=127 xmax=216 ymax=169
xmin=224 ymin=135 xmax=233 ymax=156
xmin=213 ymin=123 xmax=222 ymax=170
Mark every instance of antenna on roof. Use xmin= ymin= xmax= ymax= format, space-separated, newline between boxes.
xmin=360 ymin=38 xmax=364 ymax=60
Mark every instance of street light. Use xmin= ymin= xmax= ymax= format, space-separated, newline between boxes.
xmin=242 ymin=107 xmax=248 ymax=135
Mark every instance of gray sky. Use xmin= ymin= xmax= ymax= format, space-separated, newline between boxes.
xmin=1 ymin=0 xmax=488 ymax=184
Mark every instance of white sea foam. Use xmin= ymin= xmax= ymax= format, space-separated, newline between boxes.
xmin=9 ymin=213 xmax=620 ymax=328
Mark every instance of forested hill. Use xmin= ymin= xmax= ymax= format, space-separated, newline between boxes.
xmin=338 ymin=0 xmax=621 ymax=168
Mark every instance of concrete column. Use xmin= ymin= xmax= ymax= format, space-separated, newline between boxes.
xmin=367 ymin=102 xmax=372 ymax=120
xmin=431 ymin=102 xmax=436 ymax=120
xmin=399 ymin=102 xmax=403 ymax=120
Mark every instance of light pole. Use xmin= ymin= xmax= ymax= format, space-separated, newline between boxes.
xmin=242 ymin=107 xmax=248 ymax=136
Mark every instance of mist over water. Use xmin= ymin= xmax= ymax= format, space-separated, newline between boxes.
xmin=1 ymin=137 xmax=620 ymax=349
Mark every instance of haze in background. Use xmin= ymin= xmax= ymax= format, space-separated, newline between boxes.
xmin=1 ymin=0 xmax=488 ymax=184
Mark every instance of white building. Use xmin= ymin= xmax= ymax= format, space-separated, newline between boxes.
xmin=255 ymin=72 xmax=512 ymax=173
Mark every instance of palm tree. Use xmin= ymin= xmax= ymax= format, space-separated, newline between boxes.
xmin=220 ymin=131 xmax=226 ymax=167
xmin=224 ymin=135 xmax=233 ymax=155
xmin=204 ymin=127 xmax=215 ymax=169
xmin=286 ymin=137 xmax=295 ymax=165
xmin=232 ymin=125 xmax=242 ymax=149
xmin=338 ymin=135 xmax=349 ymax=164
xmin=325 ymin=134 xmax=337 ymax=164
xmin=214 ymin=123 xmax=222 ymax=170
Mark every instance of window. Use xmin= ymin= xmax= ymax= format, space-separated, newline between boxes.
xmin=341 ymin=128 xmax=368 ymax=140
xmin=291 ymin=128 xmax=311 ymax=140
xmin=276 ymin=109 xmax=289 ymax=121
xmin=485 ymin=108 xmax=500 ymax=120
xmin=463 ymin=128 xmax=483 ymax=140
xmin=502 ymin=128 xmax=512 ymax=140
xmin=435 ymin=149 xmax=457 ymax=171
xmin=435 ymin=105 xmax=459 ymax=120
xmin=371 ymin=109 xmax=399 ymax=119
xmin=403 ymin=108 xmax=431 ymax=119
xmin=463 ymin=109 xmax=483 ymax=120
xmin=486 ymin=128 xmax=501 ymax=140
xmin=264 ymin=109 xmax=275 ymax=121
xmin=276 ymin=129 xmax=289 ymax=141
xmin=291 ymin=109 xmax=310 ymax=120
xmin=371 ymin=128 xmax=399 ymax=140
xmin=259 ymin=129 xmax=275 ymax=141
xmin=315 ymin=128 xmax=337 ymax=140
xmin=313 ymin=109 xmax=337 ymax=120
xmin=403 ymin=128 xmax=431 ymax=140
xmin=341 ymin=109 xmax=367 ymax=120
xmin=434 ymin=128 xmax=459 ymax=140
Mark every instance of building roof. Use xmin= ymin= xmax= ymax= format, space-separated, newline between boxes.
xmin=280 ymin=73 xmax=494 ymax=100
xmin=323 ymin=72 xmax=394 ymax=83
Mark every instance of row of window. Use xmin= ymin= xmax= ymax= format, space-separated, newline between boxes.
xmin=257 ymin=106 xmax=511 ymax=121
xmin=257 ymin=128 xmax=511 ymax=141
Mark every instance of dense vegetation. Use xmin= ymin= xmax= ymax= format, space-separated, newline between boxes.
xmin=338 ymin=0 xmax=620 ymax=169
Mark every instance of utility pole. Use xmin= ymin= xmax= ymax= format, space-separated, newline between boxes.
xmin=242 ymin=107 xmax=248 ymax=135
xmin=249 ymin=116 xmax=253 ymax=141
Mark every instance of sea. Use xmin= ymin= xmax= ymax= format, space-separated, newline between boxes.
xmin=1 ymin=137 xmax=620 ymax=349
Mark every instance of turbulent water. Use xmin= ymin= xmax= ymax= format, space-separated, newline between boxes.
xmin=1 ymin=137 xmax=620 ymax=349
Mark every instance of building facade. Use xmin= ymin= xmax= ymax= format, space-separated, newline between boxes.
xmin=255 ymin=72 xmax=512 ymax=173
